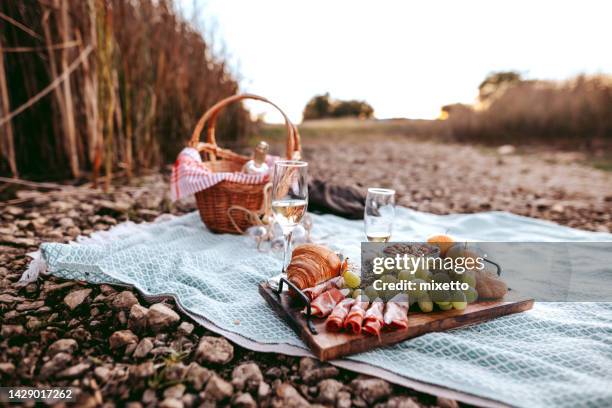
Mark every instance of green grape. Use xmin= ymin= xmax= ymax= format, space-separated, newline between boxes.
xmin=381 ymin=274 xmax=398 ymax=284
xmin=415 ymin=267 xmax=433 ymax=282
xmin=343 ymin=270 xmax=361 ymax=289
xmin=460 ymin=270 xmax=476 ymax=287
xmin=451 ymin=290 xmax=467 ymax=310
xmin=435 ymin=301 xmax=450 ymax=307
xmin=409 ymin=278 xmax=428 ymax=297
xmin=437 ymin=302 xmax=453 ymax=311
xmin=364 ymin=286 xmax=378 ymax=300
xmin=463 ymin=286 xmax=478 ymax=303
xmin=432 ymin=272 xmax=451 ymax=284
xmin=429 ymin=288 xmax=451 ymax=303
xmin=380 ymin=275 xmax=399 ymax=300
xmin=417 ymin=292 xmax=433 ymax=313
xmin=398 ymin=269 xmax=415 ymax=282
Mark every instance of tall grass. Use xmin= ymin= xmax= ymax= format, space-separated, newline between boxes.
xmin=447 ymin=74 xmax=612 ymax=148
xmin=0 ymin=0 xmax=249 ymax=182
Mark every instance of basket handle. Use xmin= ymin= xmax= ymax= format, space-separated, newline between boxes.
xmin=189 ymin=93 xmax=301 ymax=159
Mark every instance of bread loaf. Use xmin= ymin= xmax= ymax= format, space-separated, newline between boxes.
xmin=287 ymin=244 xmax=342 ymax=290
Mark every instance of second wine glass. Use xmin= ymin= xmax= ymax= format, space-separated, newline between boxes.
xmin=271 ymin=160 xmax=309 ymax=274
xmin=364 ymin=188 xmax=395 ymax=242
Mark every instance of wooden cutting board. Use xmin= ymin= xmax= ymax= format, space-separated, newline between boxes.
xmin=259 ymin=282 xmax=534 ymax=361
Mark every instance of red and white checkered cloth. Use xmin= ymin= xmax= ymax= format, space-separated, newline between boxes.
xmin=170 ymin=147 xmax=278 ymax=201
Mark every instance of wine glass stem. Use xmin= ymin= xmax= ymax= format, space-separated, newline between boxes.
xmin=282 ymin=229 xmax=293 ymax=274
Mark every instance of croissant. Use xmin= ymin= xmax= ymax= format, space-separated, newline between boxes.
xmin=287 ymin=244 xmax=342 ymax=290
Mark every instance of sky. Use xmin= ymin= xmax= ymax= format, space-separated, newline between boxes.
xmin=180 ymin=0 xmax=612 ymax=122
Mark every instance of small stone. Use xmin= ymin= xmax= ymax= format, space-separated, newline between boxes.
xmin=94 ymin=366 xmax=112 ymax=383
xmin=3 ymin=310 xmax=18 ymax=321
xmin=132 ymin=361 xmax=155 ymax=378
xmin=16 ymin=300 xmax=45 ymax=312
xmin=182 ymin=394 xmax=196 ymax=408
xmin=232 ymin=362 xmax=263 ymax=392
xmin=177 ymin=321 xmax=194 ymax=335
xmin=43 ymin=281 xmax=75 ymax=294
xmin=436 ymin=397 xmax=459 ymax=408
xmin=299 ymin=357 xmax=339 ymax=384
xmin=272 ymin=383 xmax=309 ymax=408
xmin=185 ymin=362 xmax=212 ymax=391
xmin=164 ymin=384 xmax=186 ymax=399
xmin=0 ymin=363 xmax=16 ymax=376
xmin=497 ymin=144 xmax=515 ymax=155
xmin=351 ymin=376 xmax=392 ymax=405
xmin=56 ymin=362 xmax=91 ymax=379
xmin=39 ymin=352 xmax=72 ymax=379
xmin=147 ymin=303 xmax=180 ymax=332
xmin=128 ymin=304 xmax=149 ymax=333
xmin=163 ymin=363 xmax=188 ymax=382
xmin=232 ymin=392 xmax=257 ymax=408
xmin=59 ymin=217 xmax=75 ymax=228
xmin=1 ymin=324 xmax=24 ymax=338
xmin=48 ymin=338 xmax=79 ymax=356
xmin=64 ymin=288 xmax=92 ymax=310
xmin=258 ymin=381 xmax=271 ymax=400
xmin=112 ymin=291 xmax=139 ymax=310
xmin=150 ymin=346 xmax=176 ymax=357
xmin=126 ymin=403 xmax=143 ymax=408
xmin=0 ymin=293 xmax=25 ymax=303
xmin=336 ymin=391 xmax=352 ymax=408
xmin=317 ymin=379 xmax=343 ymax=405
xmin=133 ymin=337 xmax=154 ymax=358
xmin=159 ymin=398 xmax=183 ymax=408
xmin=384 ymin=396 xmax=421 ymax=408
xmin=0 ymin=236 xmax=37 ymax=247
xmin=100 ymin=284 xmax=116 ymax=295
xmin=203 ymin=375 xmax=233 ymax=402
xmin=265 ymin=367 xmax=283 ymax=379
xmin=534 ymin=198 xmax=552 ymax=211
xmin=125 ymin=342 xmax=138 ymax=356
xmin=25 ymin=316 xmax=41 ymax=331
xmin=5 ymin=206 xmax=24 ymax=216
xmin=109 ymin=329 xmax=138 ymax=350
xmin=96 ymin=199 xmax=131 ymax=214
xmin=195 ymin=336 xmax=234 ymax=365
xmin=142 ymin=389 xmax=158 ymax=405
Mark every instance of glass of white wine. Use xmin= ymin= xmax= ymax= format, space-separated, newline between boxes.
xmin=271 ymin=160 xmax=309 ymax=273
xmin=364 ymin=188 xmax=395 ymax=242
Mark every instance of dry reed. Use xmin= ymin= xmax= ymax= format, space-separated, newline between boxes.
xmin=446 ymin=74 xmax=612 ymax=148
xmin=0 ymin=0 xmax=249 ymax=181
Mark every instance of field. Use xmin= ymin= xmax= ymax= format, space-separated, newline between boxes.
xmin=259 ymin=119 xmax=612 ymax=232
xmin=258 ymin=118 xmax=612 ymax=171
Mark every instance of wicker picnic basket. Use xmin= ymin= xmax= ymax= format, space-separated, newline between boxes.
xmin=189 ymin=94 xmax=302 ymax=234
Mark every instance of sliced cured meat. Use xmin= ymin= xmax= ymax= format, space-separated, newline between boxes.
xmin=303 ymin=276 xmax=344 ymax=301
xmin=308 ymin=288 xmax=346 ymax=318
xmin=362 ymin=298 xmax=385 ymax=336
xmin=344 ymin=299 xmax=370 ymax=335
xmin=325 ymin=298 xmax=355 ymax=331
xmin=383 ymin=293 xmax=409 ymax=330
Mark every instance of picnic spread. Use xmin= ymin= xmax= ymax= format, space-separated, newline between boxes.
xmin=22 ymin=209 xmax=612 ymax=408
xmin=22 ymin=94 xmax=612 ymax=408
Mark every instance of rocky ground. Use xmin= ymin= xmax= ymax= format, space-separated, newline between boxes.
xmin=1 ymin=138 xmax=611 ymax=407
xmin=306 ymin=138 xmax=612 ymax=232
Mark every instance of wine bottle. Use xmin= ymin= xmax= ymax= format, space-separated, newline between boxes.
xmin=242 ymin=141 xmax=270 ymax=175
